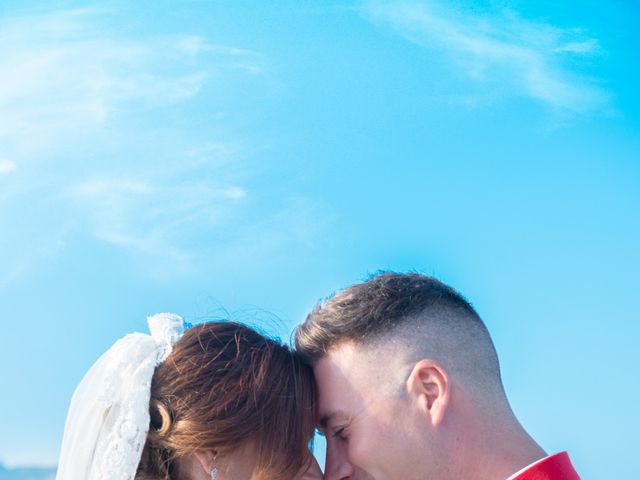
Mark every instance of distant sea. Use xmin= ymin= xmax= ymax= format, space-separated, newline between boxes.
xmin=0 ymin=465 xmax=56 ymax=480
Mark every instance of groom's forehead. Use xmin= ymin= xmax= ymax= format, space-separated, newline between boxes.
xmin=314 ymin=342 xmax=396 ymax=411
xmin=314 ymin=345 xmax=359 ymax=390
xmin=315 ymin=355 xmax=398 ymax=433
xmin=314 ymin=342 xmax=369 ymax=384
xmin=315 ymin=340 xmax=404 ymax=380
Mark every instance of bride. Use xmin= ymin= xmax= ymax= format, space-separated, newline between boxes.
xmin=56 ymin=313 xmax=322 ymax=480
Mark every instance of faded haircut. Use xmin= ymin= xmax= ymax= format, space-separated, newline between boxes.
xmin=295 ymin=272 xmax=504 ymax=392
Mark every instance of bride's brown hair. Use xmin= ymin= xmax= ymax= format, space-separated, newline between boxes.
xmin=136 ymin=321 xmax=316 ymax=480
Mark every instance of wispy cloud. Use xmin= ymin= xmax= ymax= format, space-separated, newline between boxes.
xmin=68 ymin=176 xmax=247 ymax=274
xmin=0 ymin=160 xmax=17 ymax=175
xmin=0 ymin=8 xmax=275 ymax=283
xmin=364 ymin=1 xmax=608 ymax=112
xmin=0 ymin=8 xmax=263 ymax=155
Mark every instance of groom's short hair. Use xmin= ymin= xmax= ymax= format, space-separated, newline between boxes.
xmin=295 ymin=272 xmax=504 ymax=391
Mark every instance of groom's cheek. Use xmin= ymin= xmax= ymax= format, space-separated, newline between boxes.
xmin=349 ymin=433 xmax=375 ymax=469
xmin=325 ymin=438 xmax=351 ymax=478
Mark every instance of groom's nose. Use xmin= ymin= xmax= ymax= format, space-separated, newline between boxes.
xmin=325 ymin=441 xmax=355 ymax=480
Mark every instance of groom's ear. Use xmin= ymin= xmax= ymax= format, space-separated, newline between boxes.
xmin=406 ymin=359 xmax=450 ymax=426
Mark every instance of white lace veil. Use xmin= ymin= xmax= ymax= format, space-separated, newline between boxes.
xmin=56 ymin=313 xmax=188 ymax=480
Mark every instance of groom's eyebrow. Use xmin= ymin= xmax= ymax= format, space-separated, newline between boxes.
xmin=318 ymin=411 xmax=346 ymax=430
xmin=318 ymin=414 xmax=332 ymax=430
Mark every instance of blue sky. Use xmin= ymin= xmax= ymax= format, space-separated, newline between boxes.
xmin=1 ymin=1 xmax=639 ymax=477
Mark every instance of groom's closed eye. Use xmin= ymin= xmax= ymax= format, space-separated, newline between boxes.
xmin=314 ymin=424 xmax=347 ymax=439
xmin=332 ymin=425 xmax=349 ymax=442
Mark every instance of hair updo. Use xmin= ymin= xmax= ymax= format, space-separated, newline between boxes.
xmin=136 ymin=321 xmax=316 ymax=480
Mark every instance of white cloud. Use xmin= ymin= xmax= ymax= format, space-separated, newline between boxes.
xmin=68 ymin=176 xmax=248 ymax=275
xmin=554 ymin=40 xmax=600 ymax=54
xmin=73 ymin=178 xmax=151 ymax=196
xmin=0 ymin=8 xmax=264 ymax=155
xmin=0 ymin=159 xmax=16 ymax=174
xmin=0 ymin=8 xmax=270 ymax=283
xmin=0 ymin=7 xmax=335 ymax=288
xmin=364 ymin=1 xmax=608 ymax=112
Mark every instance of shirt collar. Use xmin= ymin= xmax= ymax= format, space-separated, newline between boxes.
xmin=505 ymin=452 xmax=579 ymax=480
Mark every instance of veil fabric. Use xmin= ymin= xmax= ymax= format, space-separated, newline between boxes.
xmin=56 ymin=313 xmax=186 ymax=480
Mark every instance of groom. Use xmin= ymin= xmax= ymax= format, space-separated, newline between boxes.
xmin=295 ymin=272 xmax=580 ymax=480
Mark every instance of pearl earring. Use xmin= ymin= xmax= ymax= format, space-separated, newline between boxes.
xmin=210 ymin=467 xmax=219 ymax=480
